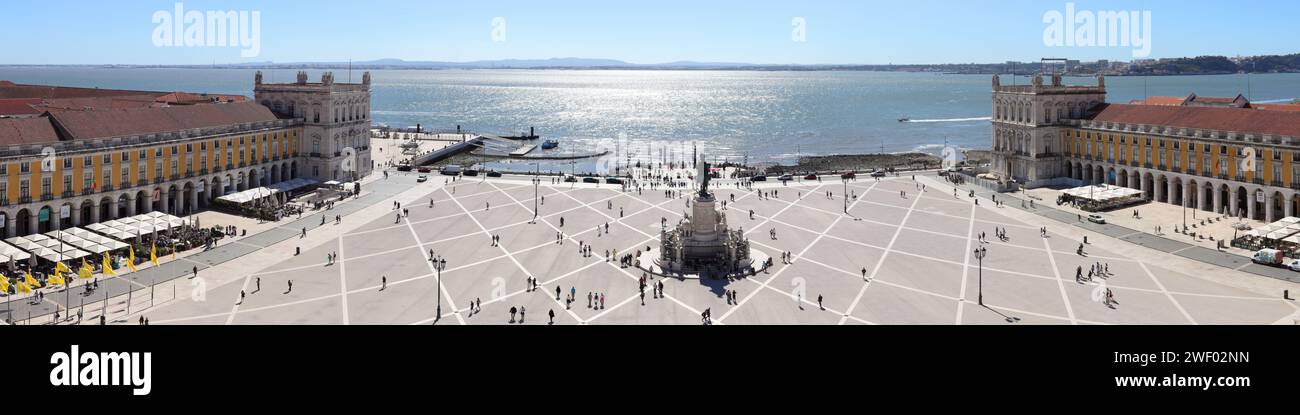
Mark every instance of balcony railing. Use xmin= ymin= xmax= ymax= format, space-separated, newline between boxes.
xmin=61 ymin=190 xmax=74 ymax=198
xmin=18 ymin=196 xmax=31 ymax=204
xmin=0 ymin=198 xmax=8 ymax=206
xmin=41 ymin=193 xmax=54 ymax=201
xmin=101 ymin=185 xmax=114 ymax=192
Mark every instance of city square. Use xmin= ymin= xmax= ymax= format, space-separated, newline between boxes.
xmin=95 ymin=171 xmax=1300 ymax=326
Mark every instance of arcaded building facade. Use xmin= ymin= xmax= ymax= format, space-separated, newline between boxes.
xmin=991 ymin=74 xmax=1300 ymax=223
xmin=0 ymin=71 xmax=375 ymax=238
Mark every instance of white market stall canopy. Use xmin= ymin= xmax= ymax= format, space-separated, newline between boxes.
xmin=84 ymin=213 xmax=190 ymax=240
xmin=218 ymin=178 xmax=318 ymax=205
xmin=0 ymin=240 xmax=32 ymax=263
xmin=4 ymin=234 xmax=91 ymax=263
xmin=58 ymin=227 xmax=130 ymax=251
xmin=1247 ymin=217 xmax=1300 ymax=241
xmin=1061 ymin=184 xmax=1144 ymax=203
xmin=46 ymin=229 xmax=128 ymax=254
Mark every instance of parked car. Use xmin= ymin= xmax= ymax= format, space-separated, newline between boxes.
xmin=1086 ymin=214 xmax=1106 ymax=224
xmin=778 ymin=175 xmax=793 ymax=182
xmin=804 ymin=174 xmax=818 ymax=180
xmin=439 ymin=165 xmax=461 ymax=175
xmin=563 ymin=176 xmax=578 ymax=183
xmin=1287 ymin=259 xmax=1300 ymax=272
xmin=1253 ymin=249 xmax=1285 ymax=266
xmin=840 ymin=172 xmax=856 ymax=180
xmin=582 ymin=177 xmax=600 ymax=184
xmin=417 ymin=167 xmax=431 ymax=173
xmin=870 ymin=170 xmax=886 ymax=178
xmin=751 ymin=175 xmax=767 ymax=182
xmin=486 ymin=171 xmax=502 ymax=178
xmin=396 ymin=165 xmax=413 ymax=172
xmin=605 ymin=177 xmax=624 ymax=185
xmin=416 ymin=175 xmax=428 ymax=183
xmin=462 ymin=169 xmax=479 ymax=177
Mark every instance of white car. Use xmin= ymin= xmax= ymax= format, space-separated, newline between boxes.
xmin=1086 ymin=214 xmax=1106 ymax=224
xmin=1288 ymin=259 xmax=1300 ymax=272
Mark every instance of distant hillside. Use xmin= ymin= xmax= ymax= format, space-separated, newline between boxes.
xmin=1129 ymin=54 xmax=1300 ymax=75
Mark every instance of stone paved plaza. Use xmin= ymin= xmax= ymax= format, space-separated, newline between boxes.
xmin=115 ymin=172 xmax=1300 ymax=325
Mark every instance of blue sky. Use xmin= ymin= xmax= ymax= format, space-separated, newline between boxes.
xmin=2 ymin=0 xmax=1297 ymax=65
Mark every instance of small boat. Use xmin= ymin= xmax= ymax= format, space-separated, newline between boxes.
xmin=541 ymin=139 xmax=559 ymax=150
xmin=898 ymin=117 xmax=910 ymax=123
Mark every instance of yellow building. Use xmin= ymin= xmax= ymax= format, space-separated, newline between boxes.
xmin=0 ymin=86 xmax=304 ymax=237
xmin=1055 ymin=93 xmax=1300 ymax=222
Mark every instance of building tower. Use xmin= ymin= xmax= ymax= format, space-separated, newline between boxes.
xmin=990 ymin=72 xmax=1106 ymax=188
xmin=254 ymin=71 xmax=373 ymax=182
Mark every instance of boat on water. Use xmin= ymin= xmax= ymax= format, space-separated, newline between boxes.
xmin=541 ymin=139 xmax=559 ymax=150
xmin=898 ymin=117 xmax=910 ymax=123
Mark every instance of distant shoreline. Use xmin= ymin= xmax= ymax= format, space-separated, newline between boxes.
xmin=2 ymin=65 xmax=1297 ymax=77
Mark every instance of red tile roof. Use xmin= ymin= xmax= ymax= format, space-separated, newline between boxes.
xmin=0 ymin=117 xmax=60 ymax=145
xmin=1087 ymin=103 xmax=1300 ymax=138
xmin=0 ymin=83 xmax=164 ymax=100
xmin=1252 ymin=103 xmax=1300 ymax=112
xmin=49 ymin=101 xmax=279 ymax=140
xmin=1130 ymin=96 xmax=1187 ymax=106
xmin=0 ymin=98 xmax=44 ymax=116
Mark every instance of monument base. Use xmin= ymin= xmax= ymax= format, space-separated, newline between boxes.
xmin=640 ymin=247 xmax=770 ymax=280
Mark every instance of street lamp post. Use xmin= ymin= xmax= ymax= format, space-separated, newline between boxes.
xmin=973 ymin=247 xmax=987 ymax=306
xmin=843 ymin=176 xmax=850 ymax=214
xmin=434 ymin=257 xmax=446 ymax=321
xmin=531 ymin=163 xmax=541 ymax=224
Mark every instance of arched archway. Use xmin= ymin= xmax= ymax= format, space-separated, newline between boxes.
xmin=117 ymin=194 xmax=130 ymax=218
xmin=79 ymin=199 xmax=93 ymax=225
xmin=167 ymin=184 xmax=179 ymax=215
xmin=136 ymin=190 xmax=149 ymax=214
xmin=58 ymin=203 xmax=74 ymax=229
xmin=182 ymin=182 xmax=195 ymax=216
xmin=99 ymin=196 xmax=113 ymax=222
xmin=1235 ymin=186 xmax=1248 ymax=218
xmin=15 ymin=208 xmax=30 ymax=236
xmin=1271 ymin=191 xmax=1284 ymax=222
xmin=37 ymin=205 xmax=54 ymax=233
